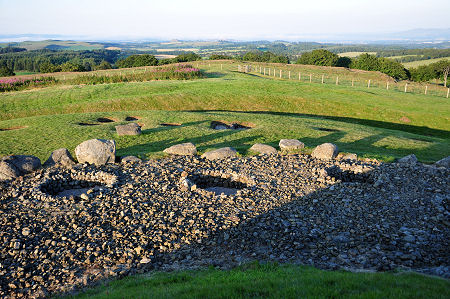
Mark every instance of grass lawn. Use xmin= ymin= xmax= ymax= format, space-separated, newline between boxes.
xmin=0 ymin=67 xmax=449 ymax=162
xmin=403 ymin=57 xmax=450 ymax=68
xmin=65 ymin=263 xmax=450 ymax=299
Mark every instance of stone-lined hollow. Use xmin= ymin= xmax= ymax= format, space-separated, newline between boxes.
xmin=97 ymin=117 xmax=115 ymax=123
xmin=160 ymin=123 xmax=182 ymax=127
xmin=210 ymin=121 xmax=252 ymax=130
xmin=312 ymin=127 xmax=340 ymax=132
xmin=40 ymin=179 xmax=104 ymax=198
xmin=78 ymin=122 xmax=99 ymax=126
xmin=189 ymin=174 xmax=248 ymax=196
xmin=125 ymin=116 xmax=139 ymax=121
xmin=0 ymin=126 xmax=27 ymax=131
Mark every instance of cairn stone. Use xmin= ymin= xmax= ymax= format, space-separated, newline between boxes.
xmin=341 ymin=153 xmax=358 ymax=161
xmin=163 ymin=143 xmax=197 ymax=156
xmin=434 ymin=156 xmax=450 ymax=168
xmin=121 ymin=156 xmax=142 ymax=164
xmin=279 ymin=139 xmax=304 ymax=151
xmin=44 ymin=148 xmax=75 ymax=167
xmin=0 ymin=155 xmax=41 ymax=180
xmin=250 ymin=143 xmax=277 ymax=155
xmin=75 ymin=139 xmax=116 ymax=166
xmin=398 ymin=154 xmax=418 ymax=164
xmin=115 ymin=123 xmax=141 ymax=136
xmin=201 ymin=147 xmax=237 ymax=160
xmin=312 ymin=143 xmax=339 ymax=160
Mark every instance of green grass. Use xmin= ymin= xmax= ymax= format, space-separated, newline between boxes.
xmin=64 ymin=263 xmax=449 ymax=299
xmin=0 ymin=67 xmax=449 ymax=162
xmin=403 ymin=57 xmax=450 ymax=68
xmin=14 ymin=71 xmax=39 ymax=76
xmin=338 ymin=52 xmax=377 ymax=58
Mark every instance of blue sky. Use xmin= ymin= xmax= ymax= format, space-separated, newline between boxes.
xmin=1 ymin=0 xmax=449 ymax=40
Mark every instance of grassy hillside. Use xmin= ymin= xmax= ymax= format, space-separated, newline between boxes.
xmin=67 ymin=263 xmax=450 ymax=299
xmin=403 ymin=56 xmax=450 ymax=68
xmin=0 ymin=65 xmax=449 ymax=162
xmin=0 ymin=40 xmax=105 ymax=51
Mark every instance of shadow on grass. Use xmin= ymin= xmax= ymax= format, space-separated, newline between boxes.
xmin=185 ymin=110 xmax=450 ymax=139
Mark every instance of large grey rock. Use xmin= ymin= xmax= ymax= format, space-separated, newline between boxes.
xmin=250 ymin=143 xmax=277 ymax=155
xmin=121 ymin=156 xmax=142 ymax=164
xmin=163 ymin=143 xmax=197 ymax=156
xmin=434 ymin=156 xmax=450 ymax=168
xmin=44 ymin=148 xmax=75 ymax=167
xmin=0 ymin=155 xmax=41 ymax=180
xmin=75 ymin=139 xmax=116 ymax=166
xmin=311 ymin=143 xmax=339 ymax=160
xmin=201 ymin=147 xmax=237 ymax=160
xmin=398 ymin=154 xmax=418 ymax=164
xmin=279 ymin=139 xmax=305 ymax=151
xmin=115 ymin=123 xmax=141 ymax=136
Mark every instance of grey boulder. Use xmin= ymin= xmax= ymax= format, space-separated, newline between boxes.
xmin=398 ymin=154 xmax=418 ymax=164
xmin=279 ymin=139 xmax=305 ymax=151
xmin=311 ymin=143 xmax=339 ymax=160
xmin=163 ymin=143 xmax=197 ymax=156
xmin=201 ymin=147 xmax=238 ymax=160
xmin=44 ymin=148 xmax=75 ymax=167
xmin=115 ymin=123 xmax=141 ymax=136
xmin=434 ymin=156 xmax=450 ymax=168
xmin=75 ymin=139 xmax=116 ymax=166
xmin=250 ymin=143 xmax=277 ymax=155
xmin=0 ymin=155 xmax=41 ymax=180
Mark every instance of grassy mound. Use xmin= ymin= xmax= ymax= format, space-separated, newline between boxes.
xmin=65 ymin=263 xmax=449 ymax=299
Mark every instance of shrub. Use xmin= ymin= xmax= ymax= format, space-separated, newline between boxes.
xmin=95 ymin=60 xmax=112 ymax=70
xmin=60 ymin=61 xmax=85 ymax=72
xmin=297 ymin=49 xmax=339 ymax=66
xmin=173 ymin=53 xmax=202 ymax=62
xmin=241 ymin=51 xmax=289 ymax=64
xmin=116 ymin=54 xmax=158 ymax=68
xmin=350 ymin=54 xmax=408 ymax=80
xmin=209 ymin=54 xmax=232 ymax=60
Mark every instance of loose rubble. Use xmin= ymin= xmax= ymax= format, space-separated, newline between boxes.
xmin=0 ymin=151 xmax=449 ymax=298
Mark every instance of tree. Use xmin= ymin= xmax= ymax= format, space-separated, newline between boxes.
xmin=95 ymin=60 xmax=112 ymax=70
xmin=115 ymin=54 xmax=158 ymax=68
xmin=173 ymin=52 xmax=202 ymax=62
xmin=350 ymin=53 xmax=380 ymax=71
xmin=0 ymin=65 xmax=15 ymax=76
xmin=336 ymin=56 xmax=352 ymax=68
xmin=296 ymin=49 xmax=339 ymax=66
xmin=209 ymin=54 xmax=232 ymax=60
xmin=39 ymin=61 xmax=58 ymax=73
xmin=60 ymin=61 xmax=85 ymax=72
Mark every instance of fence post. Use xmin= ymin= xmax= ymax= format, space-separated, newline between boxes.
xmin=309 ymin=74 xmax=312 ymax=83
xmin=280 ymin=69 xmax=282 ymax=78
xmin=299 ymin=72 xmax=301 ymax=80
xmin=260 ymin=66 xmax=262 ymax=73
xmin=221 ymin=64 xmax=223 ymax=70
xmin=425 ymin=85 xmax=428 ymax=95
xmin=322 ymin=74 xmax=324 ymax=84
xmin=264 ymin=68 xmax=266 ymax=75
xmin=274 ymin=69 xmax=276 ymax=77
xmin=404 ymin=83 xmax=408 ymax=93
xmin=447 ymin=88 xmax=449 ymax=98
xmin=289 ymin=71 xmax=291 ymax=79
xmin=386 ymin=81 xmax=389 ymax=90
xmin=352 ymin=79 xmax=354 ymax=87
xmin=368 ymin=80 xmax=371 ymax=88
xmin=336 ymin=76 xmax=339 ymax=85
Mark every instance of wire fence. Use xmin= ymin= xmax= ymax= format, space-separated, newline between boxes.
xmin=195 ymin=60 xmax=450 ymax=99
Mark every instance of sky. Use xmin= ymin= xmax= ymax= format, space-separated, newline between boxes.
xmin=1 ymin=0 xmax=449 ymax=40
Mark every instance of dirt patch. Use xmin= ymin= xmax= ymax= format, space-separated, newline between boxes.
xmin=210 ymin=121 xmax=253 ymax=130
xmin=0 ymin=126 xmax=28 ymax=131
xmin=160 ymin=123 xmax=182 ymax=127
xmin=97 ymin=117 xmax=116 ymax=123
xmin=125 ymin=116 xmax=140 ymax=121
xmin=400 ymin=116 xmax=411 ymax=123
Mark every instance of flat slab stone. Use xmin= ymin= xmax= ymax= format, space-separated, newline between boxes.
xmin=279 ymin=139 xmax=305 ymax=151
xmin=163 ymin=143 xmax=197 ymax=156
xmin=204 ymin=186 xmax=240 ymax=196
xmin=201 ymin=147 xmax=238 ymax=160
xmin=250 ymin=143 xmax=277 ymax=155
xmin=115 ymin=123 xmax=141 ymax=136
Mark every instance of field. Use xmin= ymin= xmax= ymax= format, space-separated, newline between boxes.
xmin=338 ymin=52 xmax=377 ymax=57
xmin=403 ymin=56 xmax=450 ymax=68
xmin=67 ymin=263 xmax=450 ymax=299
xmin=0 ymin=62 xmax=449 ymax=163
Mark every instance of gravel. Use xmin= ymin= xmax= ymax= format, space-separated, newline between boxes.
xmin=0 ymin=154 xmax=448 ymax=298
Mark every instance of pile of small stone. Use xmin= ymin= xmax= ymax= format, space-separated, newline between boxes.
xmin=0 ymin=139 xmax=448 ymax=298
